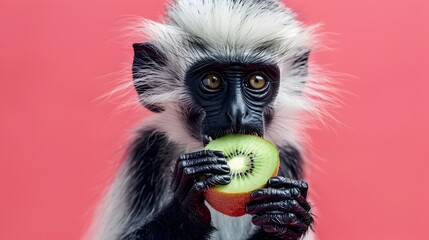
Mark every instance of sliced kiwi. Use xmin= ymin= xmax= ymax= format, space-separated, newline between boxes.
xmin=204 ymin=134 xmax=280 ymax=216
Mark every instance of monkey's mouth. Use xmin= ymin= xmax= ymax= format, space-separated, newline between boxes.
xmin=202 ymin=127 xmax=264 ymax=146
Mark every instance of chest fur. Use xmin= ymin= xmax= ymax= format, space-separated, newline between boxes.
xmin=208 ymin=205 xmax=256 ymax=240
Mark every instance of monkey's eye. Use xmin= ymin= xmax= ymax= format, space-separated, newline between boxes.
xmin=201 ymin=73 xmax=222 ymax=90
xmin=247 ymin=74 xmax=267 ymax=90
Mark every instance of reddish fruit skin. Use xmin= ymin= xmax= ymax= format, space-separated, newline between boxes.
xmin=205 ymin=161 xmax=280 ymax=217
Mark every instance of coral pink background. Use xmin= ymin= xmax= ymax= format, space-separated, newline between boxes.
xmin=0 ymin=0 xmax=428 ymax=239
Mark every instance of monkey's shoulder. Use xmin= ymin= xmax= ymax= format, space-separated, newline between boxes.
xmin=124 ymin=128 xmax=181 ymax=212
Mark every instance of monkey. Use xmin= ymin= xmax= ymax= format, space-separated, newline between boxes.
xmin=85 ymin=0 xmax=326 ymax=239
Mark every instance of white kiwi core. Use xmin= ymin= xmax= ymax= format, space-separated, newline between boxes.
xmin=229 ymin=156 xmax=246 ymax=172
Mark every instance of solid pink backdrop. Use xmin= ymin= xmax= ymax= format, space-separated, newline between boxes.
xmin=0 ymin=0 xmax=428 ymax=239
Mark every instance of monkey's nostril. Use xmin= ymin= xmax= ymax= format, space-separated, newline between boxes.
xmin=225 ymin=111 xmax=244 ymax=126
xmin=225 ymin=112 xmax=233 ymax=122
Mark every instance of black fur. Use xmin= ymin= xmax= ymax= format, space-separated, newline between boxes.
xmin=132 ymin=43 xmax=166 ymax=113
xmin=120 ymin=130 xmax=235 ymax=240
xmin=277 ymin=144 xmax=304 ymax=180
xmin=122 ymin=199 xmax=214 ymax=240
xmin=126 ymin=130 xmax=178 ymax=212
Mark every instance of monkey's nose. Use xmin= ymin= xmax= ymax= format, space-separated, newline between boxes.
xmin=225 ymin=103 xmax=251 ymax=127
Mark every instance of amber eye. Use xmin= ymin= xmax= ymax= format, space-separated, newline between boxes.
xmin=247 ymin=74 xmax=266 ymax=90
xmin=202 ymin=73 xmax=222 ymax=90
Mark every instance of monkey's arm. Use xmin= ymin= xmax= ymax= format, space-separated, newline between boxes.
xmin=119 ymin=130 xmax=230 ymax=240
xmin=246 ymin=145 xmax=314 ymax=240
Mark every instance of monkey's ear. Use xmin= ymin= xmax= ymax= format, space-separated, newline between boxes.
xmin=290 ymin=48 xmax=311 ymax=78
xmin=132 ymin=42 xmax=166 ymax=113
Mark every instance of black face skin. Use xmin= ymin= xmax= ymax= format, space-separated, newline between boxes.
xmin=184 ymin=61 xmax=280 ymax=143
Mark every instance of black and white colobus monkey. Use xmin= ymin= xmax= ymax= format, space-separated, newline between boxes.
xmin=87 ymin=0 xmax=325 ymax=239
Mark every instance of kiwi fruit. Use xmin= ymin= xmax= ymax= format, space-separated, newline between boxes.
xmin=204 ymin=134 xmax=280 ymax=217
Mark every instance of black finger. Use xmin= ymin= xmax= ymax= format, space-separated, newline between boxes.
xmin=202 ymin=134 xmax=212 ymax=146
xmin=179 ymin=150 xmax=224 ymax=160
xmin=246 ymin=199 xmax=307 ymax=218
xmin=252 ymin=213 xmax=305 ymax=229
xmin=250 ymin=188 xmax=300 ymax=202
xmin=184 ymin=164 xmax=230 ymax=177
xmin=185 ymin=175 xmax=231 ymax=202
xmin=263 ymin=224 xmax=285 ymax=234
xmin=211 ymin=151 xmax=225 ymax=157
xmin=179 ymin=157 xmax=227 ymax=168
xmin=179 ymin=150 xmax=213 ymax=160
xmin=175 ymin=168 xmax=193 ymax=202
xmin=196 ymin=174 xmax=231 ymax=190
xmin=262 ymin=224 xmax=303 ymax=237
xmin=171 ymin=159 xmax=183 ymax=192
xmin=296 ymin=195 xmax=312 ymax=212
xmin=268 ymin=176 xmax=308 ymax=198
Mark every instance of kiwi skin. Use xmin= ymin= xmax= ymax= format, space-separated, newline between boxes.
xmin=204 ymin=134 xmax=280 ymax=217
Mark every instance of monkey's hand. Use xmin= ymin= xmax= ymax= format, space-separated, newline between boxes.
xmin=171 ymin=150 xmax=231 ymax=224
xmin=246 ymin=176 xmax=314 ymax=240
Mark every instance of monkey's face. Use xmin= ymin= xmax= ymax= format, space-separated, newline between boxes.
xmin=184 ymin=62 xmax=280 ymax=143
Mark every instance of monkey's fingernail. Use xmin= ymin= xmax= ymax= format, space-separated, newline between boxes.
xmin=269 ymin=178 xmax=280 ymax=185
xmin=301 ymin=182 xmax=308 ymax=189
xmin=221 ymin=165 xmax=230 ymax=172
xmin=252 ymin=190 xmax=263 ymax=198
xmin=245 ymin=205 xmax=255 ymax=213
xmin=202 ymin=134 xmax=212 ymax=146
xmin=213 ymin=151 xmax=225 ymax=157
xmin=217 ymin=157 xmax=227 ymax=164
